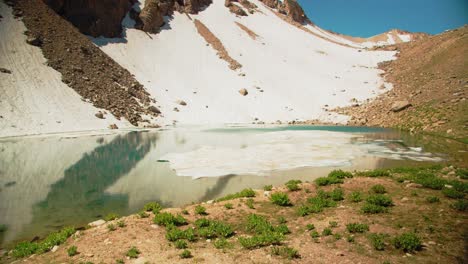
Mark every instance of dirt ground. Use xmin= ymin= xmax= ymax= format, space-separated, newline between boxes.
xmin=3 ymin=166 xmax=466 ymax=264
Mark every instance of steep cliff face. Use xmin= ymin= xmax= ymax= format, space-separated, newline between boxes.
xmin=258 ymin=0 xmax=308 ymax=24
xmin=42 ymin=0 xmax=134 ymax=37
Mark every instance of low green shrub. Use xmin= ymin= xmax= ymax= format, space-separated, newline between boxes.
xmin=371 ymin=184 xmax=387 ymax=194
xmin=67 ymin=246 xmax=78 ymax=257
xmin=285 ymin=180 xmax=302 ymax=191
xmin=366 ymin=194 xmax=394 ymax=207
xmin=346 ymin=235 xmax=355 ymax=243
xmin=315 ymin=177 xmax=344 ymax=186
xmin=322 ymin=228 xmax=332 ymax=236
xmin=245 ymin=198 xmax=255 ymax=209
xmin=297 ymin=190 xmax=338 ymax=216
xmin=195 ymin=219 xmax=234 ymax=239
xmin=213 ymin=238 xmax=232 ymax=249
xmin=346 ymin=223 xmax=369 ymax=233
xmin=310 ymin=230 xmax=320 ymax=238
xmin=271 ymin=246 xmax=300 ymax=259
xmin=278 ymin=216 xmax=287 ymax=224
xmin=238 ymin=232 xmax=284 ymax=249
xmin=166 ymin=226 xmax=196 ymax=242
xmin=393 ymin=232 xmax=422 ymax=252
xmin=358 ymin=169 xmax=391 ymax=177
xmin=174 ymin=240 xmax=187 ymax=249
xmin=144 ymin=202 xmax=163 ymax=213
xmin=330 ymin=188 xmax=344 ymax=201
xmin=239 ymin=214 xmax=288 ymax=249
xmin=107 ymin=224 xmax=116 ymax=231
xmin=216 ymin=188 xmax=256 ymax=202
xmin=361 ymin=203 xmax=388 ymax=214
xmin=195 ymin=205 xmax=207 ymax=215
xmin=333 ymin=233 xmax=342 ymax=240
xmin=153 ymin=212 xmax=187 ymax=227
xmin=306 ymin=224 xmax=315 ymax=231
xmin=442 ymin=188 xmax=465 ymax=199
xmin=224 ymin=203 xmax=233 ymax=210
xmin=451 ymin=199 xmax=468 ymax=211
xmin=328 ymin=169 xmax=353 ymax=179
xmin=117 ymin=220 xmax=126 ymax=228
xmin=12 ymin=227 xmax=75 ymax=257
xmin=104 ymin=213 xmax=119 ymax=221
xmin=348 ymin=191 xmax=363 ymax=202
xmin=329 ymin=221 xmax=338 ymax=228
xmin=263 ymin=185 xmax=273 ymax=191
xmin=181 ymin=209 xmax=189 ymax=215
xmin=456 ymin=168 xmax=468 ymax=179
xmin=138 ymin=211 xmax=149 ymax=218
xmin=271 ymin=192 xmax=292 ymax=206
xmin=179 ymin=249 xmax=192 ymax=259
xmin=368 ymin=233 xmax=387 ymax=251
xmin=126 ymin=247 xmax=140 ymax=258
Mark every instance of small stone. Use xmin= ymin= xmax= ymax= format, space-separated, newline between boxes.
xmin=428 ymin=241 xmax=436 ymax=245
xmin=391 ymin=100 xmax=411 ymax=112
xmin=173 ymin=107 xmax=179 ymax=112
xmin=206 ymin=200 xmax=214 ymax=204
xmin=405 ymin=183 xmax=423 ymax=188
xmin=401 ymin=197 xmax=409 ymax=202
xmin=406 ymin=253 xmax=412 ymax=257
xmin=95 ymin=112 xmax=104 ymax=119
xmin=239 ymin=88 xmax=248 ymax=96
xmin=444 ymin=184 xmax=453 ymax=189
xmin=335 ymin=251 xmax=345 ymax=256
xmin=150 ymin=224 xmax=159 ymax=229
xmin=263 ymin=191 xmax=271 ymax=197
xmin=0 ymin=68 xmax=12 ymax=74
xmin=85 ymin=253 xmax=94 ymax=257
xmin=51 ymin=245 xmax=59 ymax=253
xmin=26 ymin=36 xmax=42 ymax=47
xmin=88 ymin=219 xmax=106 ymax=227
xmin=206 ymin=239 xmax=211 ymax=242
xmin=109 ymin=124 xmax=118 ymax=129
xmin=176 ymin=100 xmax=187 ymax=106
xmin=148 ymin=105 xmax=161 ymax=114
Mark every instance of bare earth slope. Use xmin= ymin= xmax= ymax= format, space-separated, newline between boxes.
xmin=341 ymin=26 xmax=468 ymax=142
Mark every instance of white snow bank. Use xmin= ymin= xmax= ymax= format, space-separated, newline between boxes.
xmin=0 ymin=3 xmax=130 ymax=138
xmin=94 ymin=0 xmax=396 ymax=125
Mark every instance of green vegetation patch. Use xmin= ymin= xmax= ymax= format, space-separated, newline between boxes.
xmin=368 ymin=233 xmax=387 ymax=251
xmin=104 ymin=213 xmax=119 ymax=221
xmin=194 ymin=218 xmax=234 ymax=239
xmin=271 ymin=192 xmax=292 ymax=206
xmin=67 ymin=246 xmax=78 ymax=257
xmin=144 ymin=202 xmax=163 ymax=213
xmin=195 ymin=205 xmax=207 ymax=215
xmin=126 ymin=246 xmax=140 ymax=259
xmin=238 ymin=214 xmax=289 ymax=249
xmin=371 ymin=184 xmax=387 ymax=194
xmin=271 ymin=246 xmax=300 ymax=259
xmin=153 ymin=212 xmax=188 ymax=227
xmin=348 ymin=191 xmax=363 ymax=202
xmin=285 ymin=180 xmax=302 ymax=191
xmin=179 ymin=249 xmax=192 ymax=259
xmin=357 ymin=169 xmax=391 ymax=177
xmin=442 ymin=188 xmax=465 ymax=199
xmin=12 ymin=226 xmax=75 ymax=258
xmin=393 ymin=232 xmax=422 ymax=252
xmin=346 ymin=223 xmax=369 ymax=233
xmin=297 ymin=189 xmax=340 ymax=216
xmin=216 ymin=188 xmax=256 ymax=202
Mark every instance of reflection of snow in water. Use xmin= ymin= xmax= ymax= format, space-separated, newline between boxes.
xmin=162 ymin=131 xmax=443 ymax=178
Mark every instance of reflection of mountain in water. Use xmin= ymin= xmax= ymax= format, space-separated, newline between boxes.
xmin=21 ymin=132 xmax=157 ymax=239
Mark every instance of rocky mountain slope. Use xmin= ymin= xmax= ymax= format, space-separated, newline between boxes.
xmin=341 ymin=26 xmax=467 ymax=142
xmin=0 ymin=0 xmax=451 ymax=137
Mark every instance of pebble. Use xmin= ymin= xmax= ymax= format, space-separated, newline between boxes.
xmin=85 ymin=253 xmax=94 ymax=257
xmin=263 ymin=191 xmax=271 ymax=197
xmin=335 ymin=251 xmax=345 ymax=256
xmin=444 ymin=184 xmax=453 ymax=189
xmin=51 ymin=246 xmax=59 ymax=253
xmin=88 ymin=219 xmax=106 ymax=227
xmin=150 ymin=224 xmax=159 ymax=229
xmin=206 ymin=200 xmax=214 ymax=204
xmin=401 ymin=197 xmax=409 ymax=202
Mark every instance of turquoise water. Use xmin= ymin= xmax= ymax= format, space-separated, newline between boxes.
xmin=0 ymin=125 xmax=465 ymax=248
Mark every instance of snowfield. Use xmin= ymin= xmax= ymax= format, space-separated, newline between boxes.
xmin=94 ymin=0 xmax=397 ymax=126
xmin=0 ymin=3 xmax=130 ymax=138
xmin=1 ymin=0 xmax=402 ymax=137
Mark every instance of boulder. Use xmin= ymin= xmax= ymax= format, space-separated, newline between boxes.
xmin=228 ymin=4 xmax=247 ymax=16
xmin=43 ymin=0 xmax=132 ymax=37
xmin=0 ymin=68 xmax=12 ymax=74
xmin=139 ymin=0 xmax=167 ymax=33
xmin=88 ymin=219 xmax=106 ymax=227
xmin=391 ymin=100 xmax=411 ymax=112
xmin=148 ymin=105 xmax=161 ymax=114
xmin=95 ymin=112 xmax=104 ymax=119
xmin=26 ymin=36 xmax=42 ymax=47
xmin=281 ymin=0 xmax=308 ymax=24
xmin=239 ymin=88 xmax=248 ymax=96
xmin=259 ymin=0 xmax=278 ymax=8
xmin=109 ymin=124 xmax=119 ymax=129
xmin=176 ymin=100 xmax=187 ymax=106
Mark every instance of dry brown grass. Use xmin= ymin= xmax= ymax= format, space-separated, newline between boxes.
xmin=193 ymin=19 xmax=242 ymax=70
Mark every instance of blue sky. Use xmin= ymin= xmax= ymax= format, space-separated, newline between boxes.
xmin=297 ymin=0 xmax=468 ymax=37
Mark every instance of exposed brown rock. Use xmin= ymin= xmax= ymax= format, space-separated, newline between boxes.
xmin=259 ymin=0 xmax=308 ymax=24
xmin=193 ymin=19 xmax=242 ymax=70
xmin=139 ymin=0 xmax=170 ymax=33
xmin=228 ymin=4 xmax=247 ymax=16
xmin=239 ymin=88 xmax=248 ymax=96
xmin=235 ymin=22 xmax=259 ymax=40
xmin=95 ymin=112 xmax=104 ymax=119
xmin=42 ymin=0 xmax=133 ymax=37
xmin=0 ymin=67 xmax=12 ymax=74
xmin=13 ymin=0 xmax=159 ymax=126
xmin=390 ymin=100 xmax=411 ymax=112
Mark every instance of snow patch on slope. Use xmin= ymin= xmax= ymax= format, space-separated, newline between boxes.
xmin=0 ymin=3 xmax=130 ymax=138
xmin=94 ymin=0 xmax=396 ymax=125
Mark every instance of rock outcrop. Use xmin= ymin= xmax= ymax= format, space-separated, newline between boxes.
xmin=258 ymin=0 xmax=308 ymax=24
xmin=42 ymin=0 xmax=134 ymax=37
xmin=138 ymin=0 xmax=173 ymax=33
